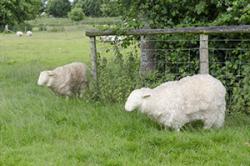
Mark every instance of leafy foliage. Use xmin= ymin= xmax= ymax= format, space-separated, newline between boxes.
xmin=214 ymin=0 xmax=250 ymax=25
xmin=68 ymin=7 xmax=85 ymax=21
xmin=47 ymin=0 xmax=71 ymax=17
xmin=230 ymin=52 xmax=250 ymax=114
xmin=100 ymin=0 xmax=121 ymax=17
xmin=85 ymin=43 xmax=140 ymax=103
xmin=72 ymin=0 xmax=122 ymax=17
xmin=73 ymin=0 xmax=102 ymax=17
xmin=0 ymin=0 xmax=41 ymax=27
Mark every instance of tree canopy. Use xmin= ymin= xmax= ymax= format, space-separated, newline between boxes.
xmin=0 ymin=0 xmax=41 ymax=27
xmin=119 ymin=0 xmax=250 ymax=28
xmin=73 ymin=0 xmax=102 ymax=17
xmin=47 ymin=0 xmax=71 ymax=17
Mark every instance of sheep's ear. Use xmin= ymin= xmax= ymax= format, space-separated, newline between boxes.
xmin=142 ymin=94 xmax=151 ymax=98
xmin=141 ymin=88 xmax=151 ymax=98
xmin=47 ymin=71 xmax=56 ymax=77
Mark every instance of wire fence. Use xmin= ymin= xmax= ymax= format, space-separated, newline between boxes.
xmin=90 ymin=30 xmax=250 ymax=112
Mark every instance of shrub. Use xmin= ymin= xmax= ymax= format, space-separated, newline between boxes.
xmin=231 ymin=52 xmax=250 ymax=114
xmin=84 ymin=44 xmax=140 ymax=103
xmin=68 ymin=7 xmax=85 ymax=21
xmin=83 ymin=42 xmax=177 ymax=103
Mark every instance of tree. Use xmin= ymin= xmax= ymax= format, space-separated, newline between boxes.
xmin=119 ymin=0 xmax=249 ymax=27
xmin=47 ymin=0 xmax=71 ymax=17
xmin=73 ymin=0 xmax=102 ymax=17
xmin=100 ymin=0 xmax=121 ymax=17
xmin=68 ymin=7 xmax=84 ymax=21
xmin=40 ymin=0 xmax=48 ymax=13
xmin=0 ymin=0 xmax=41 ymax=27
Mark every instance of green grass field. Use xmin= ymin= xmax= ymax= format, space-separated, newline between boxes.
xmin=0 ymin=28 xmax=250 ymax=165
xmin=27 ymin=16 xmax=121 ymax=27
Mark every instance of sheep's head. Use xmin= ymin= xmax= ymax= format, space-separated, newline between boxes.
xmin=37 ymin=71 xmax=56 ymax=87
xmin=124 ymin=88 xmax=151 ymax=112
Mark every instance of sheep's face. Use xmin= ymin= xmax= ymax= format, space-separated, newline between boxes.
xmin=37 ymin=71 xmax=56 ymax=87
xmin=125 ymin=88 xmax=151 ymax=112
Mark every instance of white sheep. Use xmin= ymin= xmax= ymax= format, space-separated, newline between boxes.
xmin=37 ymin=62 xmax=88 ymax=97
xmin=125 ymin=74 xmax=226 ymax=131
xmin=26 ymin=31 xmax=32 ymax=37
xmin=16 ymin=31 xmax=23 ymax=37
xmin=99 ymin=35 xmax=125 ymax=43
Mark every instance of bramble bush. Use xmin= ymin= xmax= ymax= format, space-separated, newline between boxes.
xmin=230 ymin=52 xmax=250 ymax=114
xmin=84 ymin=43 xmax=140 ymax=103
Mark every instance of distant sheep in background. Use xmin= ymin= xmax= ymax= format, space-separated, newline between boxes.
xmin=37 ymin=62 xmax=88 ymax=97
xmin=125 ymin=74 xmax=226 ymax=131
xmin=26 ymin=31 xmax=32 ymax=37
xmin=16 ymin=31 xmax=23 ymax=37
xmin=100 ymin=35 xmax=125 ymax=43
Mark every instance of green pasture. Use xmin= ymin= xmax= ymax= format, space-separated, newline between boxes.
xmin=27 ymin=17 xmax=121 ymax=27
xmin=0 ymin=28 xmax=250 ymax=165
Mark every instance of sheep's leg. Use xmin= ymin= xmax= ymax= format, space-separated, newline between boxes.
xmin=172 ymin=123 xmax=183 ymax=132
xmin=175 ymin=128 xmax=180 ymax=132
xmin=79 ymin=93 xmax=83 ymax=98
xmin=65 ymin=90 xmax=73 ymax=97
xmin=78 ymin=82 xmax=87 ymax=98
xmin=203 ymin=118 xmax=214 ymax=129
xmin=212 ymin=112 xmax=225 ymax=128
xmin=212 ymin=119 xmax=224 ymax=128
xmin=163 ymin=125 xmax=180 ymax=132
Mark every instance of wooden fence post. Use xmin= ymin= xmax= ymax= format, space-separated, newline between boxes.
xmin=199 ymin=34 xmax=209 ymax=74
xmin=90 ymin=36 xmax=97 ymax=80
xmin=140 ymin=35 xmax=156 ymax=76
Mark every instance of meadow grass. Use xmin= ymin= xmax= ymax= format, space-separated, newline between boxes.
xmin=27 ymin=17 xmax=121 ymax=27
xmin=0 ymin=30 xmax=250 ymax=166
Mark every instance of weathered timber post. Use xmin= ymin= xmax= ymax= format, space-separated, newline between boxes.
xmin=90 ymin=36 xmax=97 ymax=80
xmin=140 ymin=35 xmax=156 ymax=76
xmin=199 ymin=34 xmax=209 ymax=74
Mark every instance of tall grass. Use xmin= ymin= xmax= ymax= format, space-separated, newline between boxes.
xmin=0 ymin=29 xmax=250 ymax=165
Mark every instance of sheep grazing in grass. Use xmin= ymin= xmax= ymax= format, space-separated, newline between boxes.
xmin=37 ymin=62 xmax=88 ymax=97
xmin=26 ymin=31 xmax=32 ymax=37
xmin=125 ymin=74 xmax=226 ymax=131
xmin=16 ymin=31 xmax=23 ymax=37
